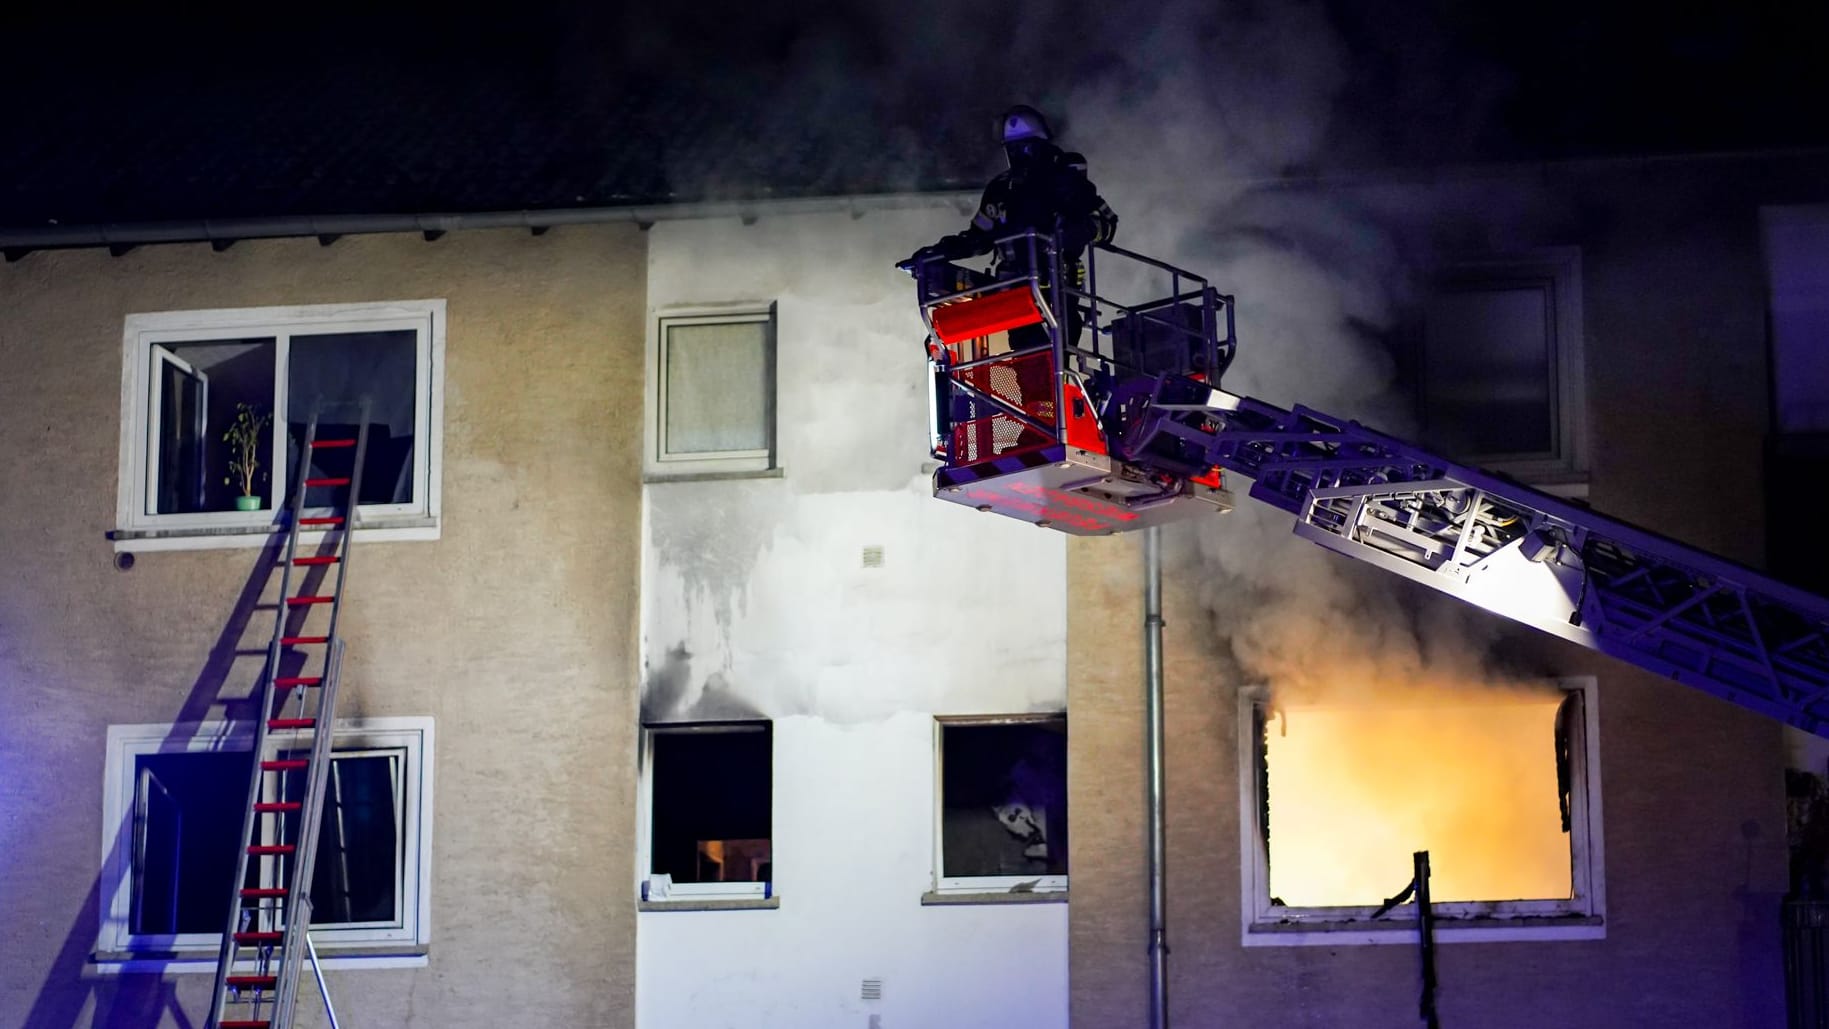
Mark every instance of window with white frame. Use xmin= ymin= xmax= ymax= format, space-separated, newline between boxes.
xmin=1410 ymin=252 xmax=1586 ymax=486
xmin=935 ymin=716 xmax=1068 ymax=894
xmin=99 ymin=718 xmax=433 ymax=957
xmin=1237 ymin=679 xmax=1601 ymax=944
xmin=116 ymin=300 xmax=444 ymax=542
xmin=642 ymin=722 xmax=772 ymax=900
xmin=648 ymin=307 xmax=776 ymax=475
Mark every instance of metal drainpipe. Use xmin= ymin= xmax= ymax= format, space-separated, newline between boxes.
xmin=1145 ymin=525 xmax=1169 ymax=1028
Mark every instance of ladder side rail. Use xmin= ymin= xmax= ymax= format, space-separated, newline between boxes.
xmin=271 ymin=401 xmax=369 ymax=1029
xmin=207 ymin=412 xmax=322 ymax=1029
xmin=274 ymin=640 xmax=344 ymax=1029
xmin=319 ymin=399 xmax=371 ymax=640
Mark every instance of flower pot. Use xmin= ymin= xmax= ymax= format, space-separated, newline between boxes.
xmin=235 ymin=495 xmax=261 ymax=512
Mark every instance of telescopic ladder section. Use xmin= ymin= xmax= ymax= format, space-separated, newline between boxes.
xmin=1120 ymin=378 xmax=1829 ymax=735
xmin=207 ymin=407 xmax=370 ymax=1029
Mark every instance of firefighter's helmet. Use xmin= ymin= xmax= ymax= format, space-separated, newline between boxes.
xmin=999 ymin=105 xmax=1053 ymax=145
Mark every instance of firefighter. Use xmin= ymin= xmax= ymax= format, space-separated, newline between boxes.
xmin=902 ymin=105 xmax=1118 ymax=349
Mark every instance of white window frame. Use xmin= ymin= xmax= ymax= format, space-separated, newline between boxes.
xmin=931 ymin=714 xmax=1069 ymax=896
xmin=644 ymin=304 xmax=777 ymax=478
xmin=637 ymin=721 xmax=773 ymax=901
xmin=114 ymin=300 xmax=446 ymax=551
xmin=1421 ymin=250 xmax=1587 ymax=492
xmin=1236 ymin=678 xmax=1603 ymax=945
xmin=98 ymin=716 xmax=435 ymax=959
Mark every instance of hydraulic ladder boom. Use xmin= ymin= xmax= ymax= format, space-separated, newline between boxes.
xmin=908 ymin=232 xmax=1829 ymax=736
xmin=1122 ymin=378 xmax=1829 ymax=735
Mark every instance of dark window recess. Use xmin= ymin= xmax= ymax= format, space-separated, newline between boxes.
xmin=941 ymin=720 xmax=1069 ymax=878
xmin=287 ymin=330 xmax=418 ymax=507
xmin=130 ymin=749 xmax=402 ymax=937
xmin=1420 ymin=280 xmax=1557 ymax=460
xmin=280 ymin=751 xmax=404 ymax=925
xmin=131 ymin=750 xmax=256 ymax=935
xmin=1767 ymin=433 xmax=1829 ymax=596
xmin=650 ymin=725 xmax=772 ymax=884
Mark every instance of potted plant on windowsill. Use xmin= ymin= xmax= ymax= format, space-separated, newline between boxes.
xmin=223 ymin=402 xmax=271 ymax=511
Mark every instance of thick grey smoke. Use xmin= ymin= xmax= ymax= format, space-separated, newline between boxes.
xmin=1035 ymin=1 xmax=1520 ymax=698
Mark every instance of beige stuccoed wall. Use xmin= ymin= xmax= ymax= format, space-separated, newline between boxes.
xmin=0 ymin=225 xmax=644 ymax=1028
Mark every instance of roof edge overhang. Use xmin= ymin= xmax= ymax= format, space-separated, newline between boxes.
xmin=0 ymin=190 xmax=981 ymax=256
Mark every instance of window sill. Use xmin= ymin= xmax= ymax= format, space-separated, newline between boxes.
xmin=89 ymin=944 xmax=428 ymax=973
xmin=921 ymin=888 xmax=1068 ymax=906
xmin=643 ymin=467 xmax=785 ymax=485
xmin=108 ymin=516 xmax=439 ymax=553
xmin=1244 ymin=913 xmax=1602 ymax=947
xmin=639 ymin=896 xmax=781 ymax=912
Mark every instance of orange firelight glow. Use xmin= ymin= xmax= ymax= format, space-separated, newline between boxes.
xmin=1262 ymin=687 xmax=1571 ymax=908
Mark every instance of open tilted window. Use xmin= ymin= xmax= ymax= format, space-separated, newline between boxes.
xmin=1237 ymin=678 xmax=1602 ymax=944
xmin=114 ymin=300 xmax=444 ymax=549
xmin=98 ymin=718 xmax=434 ymax=960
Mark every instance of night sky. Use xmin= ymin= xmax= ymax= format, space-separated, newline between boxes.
xmin=5 ymin=1 xmax=1829 ymax=228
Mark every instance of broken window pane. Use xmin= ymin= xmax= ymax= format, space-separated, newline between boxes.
xmin=941 ymin=720 xmax=1069 ymax=878
xmin=649 ymin=724 xmax=772 ymax=884
xmin=662 ymin=318 xmax=772 ymax=457
xmin=287 ymin=330 xmax=418 ymax=506
xmin=147 ymin=338 xmax=276 ymax=514
xmin=1260 ymin=691 xmax=1571 ymax=908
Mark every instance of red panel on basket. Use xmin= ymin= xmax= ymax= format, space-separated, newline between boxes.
xmin=932 ymin=287 xmax=1044 ymax=344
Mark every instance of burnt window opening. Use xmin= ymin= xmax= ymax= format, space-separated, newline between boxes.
xmin=1244 ymin=681 xmax=1599 ymax=929
xmin=648 ymin=723 xmax=772 ymax=889
xmin=939 ymin=718 xmax=1069 ymax=882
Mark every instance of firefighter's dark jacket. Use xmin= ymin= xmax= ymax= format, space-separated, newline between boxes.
xmin=928 ymin=143 xmax=1118 ymax=264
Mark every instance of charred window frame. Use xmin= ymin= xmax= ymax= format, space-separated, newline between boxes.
xmin=1394 ymin=251 xmax=1587 ymax=491
xmin=639 ymin=721 xmax=773 ymax=903
xmin=932 ymin=715 xmax=1069 ymax=896
xmin=1236 ymin=678 xmax=1603 ymax=945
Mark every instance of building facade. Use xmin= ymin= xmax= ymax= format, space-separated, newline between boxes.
xmin=5 ymin=148 xmax=1829 ymax=1028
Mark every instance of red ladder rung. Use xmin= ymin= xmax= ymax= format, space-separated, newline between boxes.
xmin=252 ymin=801 xmax=302 ymax=813
xmin=285 ymin=596 xmax=334 ymax=606
xmin=280 ymin=636 xmax=328 ymax=646
xmin=273 ymin=675 xmax=322 ymax=687
xmin=233 ymin=930 xmax=283 ymax=944
xmin=299 ymin=516 xmax=344 ymax=526
xmin=267 ymin=718 xmax=316 ymax=730
xmin=304 ymin=477 xmax=350 ymax=487
xmin=261 ymin=759 xmax=309 ymax=771
xmin=240 ymin=887 xmax=288 ymax=898
xmin=248 ymin=844 xmax=295 ymax=855
xmin=225 ymin=974 xmax=278 ymax=988
xmin=311 ymin=438 xmax=357 ymax=448
xmin=219 ymin=1021 xmax=272 ymax=1029
xmin=291 ymin=555 xmax=340 ymax=565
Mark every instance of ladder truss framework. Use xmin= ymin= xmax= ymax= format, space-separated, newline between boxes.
xmin=908 ymin=234 xmax=1829 ymax=736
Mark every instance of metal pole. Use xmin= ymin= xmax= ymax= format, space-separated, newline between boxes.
xmin=1415 ymin=850 xmax=1439 ymax=1029
xmin=1145 ymin=526 xmax=1169 ymax=1029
